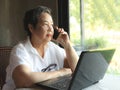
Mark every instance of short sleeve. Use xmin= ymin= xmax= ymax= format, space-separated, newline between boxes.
xmin=49 ymin=42 xmax=66 ymax=69
xmin=56 ymin=47 xmax=66 ymax=68
xmin=9 ymin=44 xmax=32 ymax=73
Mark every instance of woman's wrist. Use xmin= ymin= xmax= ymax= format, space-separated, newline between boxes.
xmin=64 ymin=41 xmax=72 ymax=51
xmin=57 ymin=68 xmax=72 ymax=77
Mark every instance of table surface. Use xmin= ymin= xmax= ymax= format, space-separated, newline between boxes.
xmin=16 ymin=74 xmax=120 ymax=90
xmin=83 ymin=74 xmax=120 ymax=90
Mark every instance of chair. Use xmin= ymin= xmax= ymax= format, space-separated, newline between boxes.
xmin=0 ymin=47 xmax=12 ymax=89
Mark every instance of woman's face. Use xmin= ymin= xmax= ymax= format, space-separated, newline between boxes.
xmin=30 ymin=12 xmax=54 ymax=42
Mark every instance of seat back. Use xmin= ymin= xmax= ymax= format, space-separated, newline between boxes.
xmin=0 ymin=47 xmax=12 ymax=89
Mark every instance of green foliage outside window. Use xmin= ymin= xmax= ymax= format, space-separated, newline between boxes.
xmin=70 ymin=0 xmax=120 ymax=75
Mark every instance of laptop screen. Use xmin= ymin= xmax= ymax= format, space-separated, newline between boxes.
xmin=69 ymin=49 xmax=115 ymax=90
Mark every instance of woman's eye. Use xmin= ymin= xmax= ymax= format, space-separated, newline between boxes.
xmin=43 ymin=23 xmax=49 ymax=26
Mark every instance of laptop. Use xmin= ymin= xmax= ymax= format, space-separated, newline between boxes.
xmin=36 ymin=49 xmax=115 ymax=90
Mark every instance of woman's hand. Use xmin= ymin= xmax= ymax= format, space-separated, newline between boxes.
xmin=56 ymin=28 xmax=70 ymax=49
xmin=58 ymin=68 xmax=72 ymax=77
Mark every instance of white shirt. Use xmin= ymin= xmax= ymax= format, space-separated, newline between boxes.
xmin=2 ymin=37 xmax=66 ymax=90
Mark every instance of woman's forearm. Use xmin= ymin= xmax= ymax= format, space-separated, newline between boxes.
xmin=13 ymin=65 xmax=71 ymax=88
xmin=65 ymin=43 xmax=79 ymax=72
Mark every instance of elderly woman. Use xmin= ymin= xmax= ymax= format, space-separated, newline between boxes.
xmin=2 ymin=6 xmax=79 ymax=90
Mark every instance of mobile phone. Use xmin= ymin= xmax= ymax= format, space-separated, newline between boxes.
xmin=53 ymin=28 xmax=60 ymax=39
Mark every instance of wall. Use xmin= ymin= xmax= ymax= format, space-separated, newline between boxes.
xmin=0 ymin=0 xmax=58 ymax=46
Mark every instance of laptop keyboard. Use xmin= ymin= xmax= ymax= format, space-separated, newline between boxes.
xmin=50 ymin=76 xmax=71 ymax=90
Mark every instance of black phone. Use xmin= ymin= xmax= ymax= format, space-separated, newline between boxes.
xmin=53 ymin=28 xmax=60 ymax=39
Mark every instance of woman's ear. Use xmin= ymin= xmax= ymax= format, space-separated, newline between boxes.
xmin=28 ymin=24 xmax=34 ymax=33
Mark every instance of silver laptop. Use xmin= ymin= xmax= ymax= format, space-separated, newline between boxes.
xmin=36 ymin=49 xmax=115 ymax=90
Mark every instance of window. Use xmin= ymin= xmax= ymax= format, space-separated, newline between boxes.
xmin=70 ymin=0 xmax=120 ymax=75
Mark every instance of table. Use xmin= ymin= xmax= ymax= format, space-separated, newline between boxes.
xmin=16 ymin=74 xmax=120 ymax=90
xmin=83 ymin=74 xmax=120 ymax=90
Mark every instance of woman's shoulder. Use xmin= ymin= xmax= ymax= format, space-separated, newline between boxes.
xmin=11 ymin=38 xmax=29 ymax=53
xmin=49 ymin=41 xmax=60 ymax=48
xmin=48 ymin=41 xmax=64 ymax=52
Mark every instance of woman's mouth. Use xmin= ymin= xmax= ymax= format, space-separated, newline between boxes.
xmin=47 ymin=34 xmax=52 ymax=37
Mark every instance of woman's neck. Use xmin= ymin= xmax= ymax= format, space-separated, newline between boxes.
xmin=30 ymin=36 xmax=48 ymax=58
